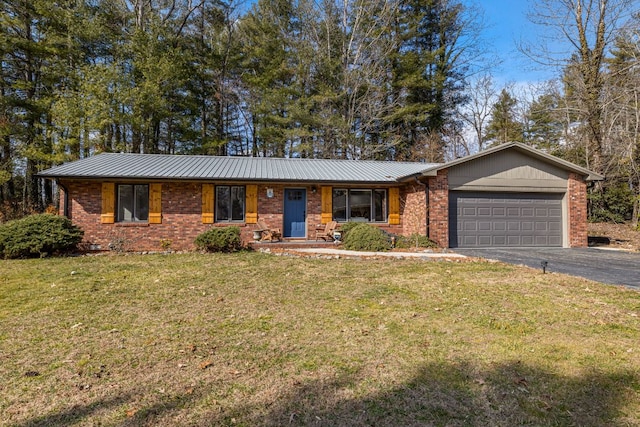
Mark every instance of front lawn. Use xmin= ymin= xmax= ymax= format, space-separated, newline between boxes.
xmin=1 ymin=253 xmax=639 ymax=426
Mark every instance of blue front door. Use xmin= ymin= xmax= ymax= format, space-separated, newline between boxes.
xmin=284 ymin=189 xmax=306 ymax=238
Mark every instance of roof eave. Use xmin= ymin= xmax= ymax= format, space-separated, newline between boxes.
xmin=43 ymin=174 xmax=405 ymax=185
xmin=419 ymin=142 xmax=604 ymax=181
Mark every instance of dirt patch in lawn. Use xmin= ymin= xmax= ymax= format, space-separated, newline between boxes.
xmin=588 ymin=222 xmax=640 ymax=251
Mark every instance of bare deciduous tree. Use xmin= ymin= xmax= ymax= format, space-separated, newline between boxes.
xmin=457 ymin=74 xmax=497 ymax=153
xmin=523 ymin=0 xmax=635 ymax=174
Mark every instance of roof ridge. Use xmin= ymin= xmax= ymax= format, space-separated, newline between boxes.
xmin=92 ymin=152 xmax=440 ymax=166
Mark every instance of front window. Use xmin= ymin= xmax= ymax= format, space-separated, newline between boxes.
xmin=332 ymin=189 xmax=387 ymax=222
xmin=216 ymin=185 xmax=245 ymax=222
xmin=117 ymin=184 xmax=149 ymax=222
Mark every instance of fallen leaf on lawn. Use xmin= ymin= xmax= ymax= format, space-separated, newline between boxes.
xmin=514 ymin=377 xmax=528 ymax=386
xmin=126 ymin=409 xmax=138 ymax=418
xmin=538 ymin=399 xmax=553 ymax=411
xmin=200 ymin=360 xmax=213 ymax=370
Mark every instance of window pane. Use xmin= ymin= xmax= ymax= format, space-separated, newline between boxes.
xmin=118 ymin=185 xmax=133 ymax=222
xmin=231 ymin=186 xmax=245 ymax=221
xmin=135 ymin=185 xmax=149 ymax=221
xmin=216 ymin=186 xmax=245 ymax=222
xmin=349 ymin=190 xmax=371 ymax=221
xmin=332 ymin=189 xmax=347 ymax=221
xmin=216 ymin=186 xmax=230 ymax=221
xmin=374 ymin=190 xmax=387 ymax=222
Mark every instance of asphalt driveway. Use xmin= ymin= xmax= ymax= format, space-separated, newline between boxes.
xmin=453 ymin=247 xmax=640 ymax=289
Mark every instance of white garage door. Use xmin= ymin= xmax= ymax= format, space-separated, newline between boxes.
xmin=449 ymin=192 xmax=563 ymax=248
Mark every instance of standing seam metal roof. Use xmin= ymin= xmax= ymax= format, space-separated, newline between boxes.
xmin=38 ymin=153 xmax=439 ymax=183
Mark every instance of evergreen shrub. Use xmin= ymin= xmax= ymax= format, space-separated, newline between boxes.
xmin=337 ymin=221 xmax=361 ymax=240
xmin=342 ymin=223 xmax=391 ymax=252
xmin=394 ymin=233 xmax=437 ymax=249
xmin=195 ymin=227 xmax=242 ymax=252
xmin=589 ymin=183 xmax=634 ymax=223
xmin=0 ymin=214 xmax=84 ymax=259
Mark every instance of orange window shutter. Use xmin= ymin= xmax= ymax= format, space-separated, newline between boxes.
xmin=101 ymin=182 xmax=115 ymax=224
xmin=149 ymin=183 xmax=162 ymax=224
xmin=245 ymin=184 xmax=258 ymax=224
xmin=321 ymin=186 xmax=332 ymax=224
xmin=389 ymin=187 xmax=400 ymax=225
xmin=202 ymin=183 xmax=214 ymax=224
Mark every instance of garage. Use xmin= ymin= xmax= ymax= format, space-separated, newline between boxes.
xmin=449 ymin=192 xmax=564 ymax=248
xmin=419 ymin=143 xmax=602 ymax=249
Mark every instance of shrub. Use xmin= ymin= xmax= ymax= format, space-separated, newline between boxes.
xmin=395 ymin=233 xmax=437 ymax=249
xmin=588 ymin=183 xmax=634 ymax=223
xmin=195 ymin=227 xmax=242 ymax=253
xmin=342 ymin=223 xmax=391 ymax=252
xmin=0 ymin=214 xmax=84 ymax=259
xmin=337 ymin=221 xmax=361 ymax=240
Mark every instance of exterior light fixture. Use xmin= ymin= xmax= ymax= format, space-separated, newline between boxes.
xmin=266 ymin=188 xmax=274 ymax=198
xmin=541 ymin=260 xmax=548 ymax=274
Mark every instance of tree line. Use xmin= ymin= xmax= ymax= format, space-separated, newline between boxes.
xmin=1 ymin=0 xmax=639 ymax=225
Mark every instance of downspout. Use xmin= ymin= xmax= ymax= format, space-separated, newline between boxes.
xmin=415 ymin=177 xmax=428 ymax=236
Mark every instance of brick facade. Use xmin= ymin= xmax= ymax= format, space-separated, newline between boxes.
xmin=63 ymin=180 xmax=223 ymax=251
xmin=401 ymin=182 xmax=427 ymax=236
xmin=59 ymin=168 xmax=591 ymax=251
xmin=567 ymin=173 xmax=588 ymax=247
xmin=427 ymin=169 xmax=449 ymax=247
xmin=59 ymin=180 xmax=418 ymax=251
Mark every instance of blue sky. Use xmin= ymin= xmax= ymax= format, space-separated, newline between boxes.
xmin=480 ymin=0 xmax=555 ymax=84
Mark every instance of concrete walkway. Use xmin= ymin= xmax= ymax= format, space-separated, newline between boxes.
xmin=284 ymin=247 xmax=467 ymax=259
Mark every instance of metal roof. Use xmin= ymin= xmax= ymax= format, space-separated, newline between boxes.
xmin=38 ymin=153 xmax=440 ymax=184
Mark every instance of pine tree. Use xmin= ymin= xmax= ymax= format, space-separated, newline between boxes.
xmin=239 ymin=0 xmax=299 ymax=157
xmin=390 ymin=0 xmax=470 ymax=161
xmin=525 ymin=92 xmax=563 ymax=150
xmin=483 ymin=89 xmax=524 ymax=146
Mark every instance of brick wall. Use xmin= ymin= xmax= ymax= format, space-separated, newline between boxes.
xmin=402 ymin=182 xmax=427 ymax=236
xmin=63 ymin=180 xmax=228 ymax=251
xmin=60 ymin=180 xmax=427 ymax=251
xmin=427 ymin=169 xmax=449 ymax=247
xmin=568 ymin=173 xmax=588 ymax=247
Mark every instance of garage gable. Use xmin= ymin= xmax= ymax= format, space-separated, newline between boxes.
xmin=447 ymin=149 xmax=569 ymax=192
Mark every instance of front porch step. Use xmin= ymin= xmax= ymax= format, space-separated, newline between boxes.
xmin=249 ymin=240 xmax=339 ymax=250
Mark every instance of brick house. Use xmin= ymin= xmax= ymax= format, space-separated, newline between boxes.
xmin=38 ymin=142 xmax=602 ymax=251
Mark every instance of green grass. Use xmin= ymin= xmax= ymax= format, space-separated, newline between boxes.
xmin=1 ymin=252 xmax=639 ymax=426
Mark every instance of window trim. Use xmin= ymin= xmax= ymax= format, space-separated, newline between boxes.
xmin=332 ymin=188 xmax=388 ymax=223
xmin=116 ymin=184 xmax=149 ymax=223
xmin=215 ymin=185 xmax=246 ymax=223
